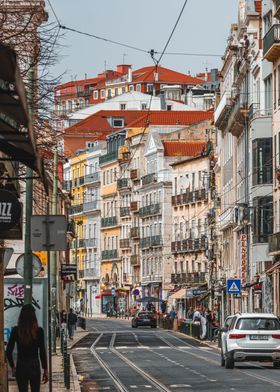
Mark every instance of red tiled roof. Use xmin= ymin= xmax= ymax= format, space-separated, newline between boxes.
xmin=126 ymin=110 xmax=213 ymax=128
xmin=64 ymin=110 xmax=146 ymax=134
xmin=132 ymin=66 xmax=203 ymax=85
xmin=196 ymin=71 xmax=211 ymax=82
xmin=163 ymin=141 xmax=207 ymax=157
xmin=255 ymin=0 xmax=261 ymax=14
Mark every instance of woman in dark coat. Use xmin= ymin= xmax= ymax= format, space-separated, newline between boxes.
xmin=6 ymin=304 xmax=48 ymax=391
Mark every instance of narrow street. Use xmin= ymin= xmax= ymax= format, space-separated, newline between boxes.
xmin=72 ymin=318 xmax=280 ymax=392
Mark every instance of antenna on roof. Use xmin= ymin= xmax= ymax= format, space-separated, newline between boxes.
xmin=123 ymin=53 xmax=127 ymax=64
xmin=104 ymin=60 xmax=107 ymax=71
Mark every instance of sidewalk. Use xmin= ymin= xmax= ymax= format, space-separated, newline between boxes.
xmin=8 ymin=327 xmax=88 ymax=392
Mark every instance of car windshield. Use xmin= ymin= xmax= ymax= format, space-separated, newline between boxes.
xmin=138 ymin=312 xmax=152 ymax=317
xmin=236 ymin=318 xmax=280 ymax=331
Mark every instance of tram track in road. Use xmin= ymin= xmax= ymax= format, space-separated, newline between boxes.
xmin=90 ymin=332 xmax=172 ymax=392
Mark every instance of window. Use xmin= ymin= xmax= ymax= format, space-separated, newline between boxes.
xmin=264 ymin=76 xmax=272 ymax=114
xmin=129 ymin=85 xmax=134 ymax=92
xmin=253 ymin=196 xmax=273 ymax=243
xmin=147 ymin=84 xmax=153 ymax=93
xmin=236 ymin=318 xmax=280 ymax=331
xmin=108 ymin=89 xmax=112 ymax=99
xmin=114 ymin=87 xmax=118 ymax=96
xmin=122 ymin=86 xmax=126 ymax=94
xmin=101 ymin=89 xmax=105 ymax=99
xmin=167 ymin=105 xmax=172 ymax=111
xmin=120 ymin=103 xmax=126 ymax=110
xmin=94 ymin=90 xmax=98 ymax=100
xmin=252 ymin=138 xmax=272 ymax=185
xmin=112 ymin=118 xmax=124 ymax=128
xmin=68 ymin=100 xmax=72 ymax=112
xmin=141 ymin=103 xmax=147 ymax=110
xmin=136 ymin=84 xmax=141 ymax=92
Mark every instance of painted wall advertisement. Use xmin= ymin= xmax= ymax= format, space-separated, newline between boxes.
xmin=4 ymin=278 xmax=48 ymax=343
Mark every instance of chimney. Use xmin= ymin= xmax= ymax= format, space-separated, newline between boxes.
xmin=117 ymin=64 xmax=132 ymax=75
xmin=205 ymin=67 xmax=208 ymax=82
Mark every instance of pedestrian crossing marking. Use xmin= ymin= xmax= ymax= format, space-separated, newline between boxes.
xmin=229 ymin=282 xmax=239 ymax=292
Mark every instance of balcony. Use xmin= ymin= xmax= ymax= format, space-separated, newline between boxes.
xmin=140 ymin=236 xmax=162 ymax=248
xmin=142 ymin=274 xmax=162 ymax=284
xmin=214 ymin=92 xmax=232 ymax=131
xmin=131 ymin=227 xmax=140 ymax=239
xmin=83 ymin=200 xmax=99 ymax=212
xmin=227 ymin=96 xmax=248 ymax=138
xmin=269 ymin=232 xmax=280 ymax=255
xmin=101 ymin=249 xmax=118 ymax=260
xmin=130 ymin=169 xmax=139 ymax=181
xmin=117 ymin=178 xmax=130 ymax=189
xmin=78 ymin=239 xmax=86 ymax=248
xmin=194 ymin=236 xmax=207 ymax=251
xmin=101 ymin=216 xmax=117 ymax=228
xmin=99 ymin=150 xmax=118 ymax=165
xmin=120 ymin=206 xmax=130 ymax=217
xmin=172 ymin=189 xmax=207 ymax=207
xmin=84 ymin=172 xmax=100 ymax=184
xmin=67 ymin=221 xmax=75 ymax=237
xmin=264 ymin=24 xmax=280 ymax=62
xmin=187 ymin=272 xmax=206 ymax=284
xmin=84 ymin=238 xmax=97 ymax=248
xmin=141 ymin=173 xmax=157 ymax=186
xmin=130 ymin=201 xmax=138 ymax=212
xmin=131 ymin=254 xmax=140 ymax=266
xmin=120 ymin=238 xmax=130 ymax=248
xmin=83 ymin=268 xmax=100 ymax=279
xmin=78 ymin=269 xmax=84 ymax=278
xmin=139 ymin=203 xmax=161 ymax=218
xmin=69 ymin=204 xmax=83 ymax=215
xmin=276 ymin=0 xmax=280 ymax=19
xmin=171 ymin=273 xmax=187 ymax=284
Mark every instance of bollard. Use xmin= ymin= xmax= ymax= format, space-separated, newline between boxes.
xmin=60 ymin=330 xmax=64 ymax=354
xmin=64 ymin=353 xmax=70 ymax=389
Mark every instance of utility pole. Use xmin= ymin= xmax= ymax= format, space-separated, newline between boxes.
xmin=51 ymin=147 xmax=58 ymax=353
xmin=24 ymin=67 xmax=34 ymax=305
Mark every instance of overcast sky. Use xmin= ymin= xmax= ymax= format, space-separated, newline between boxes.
xmin=46 ymin=0 xmax=238 ymax=82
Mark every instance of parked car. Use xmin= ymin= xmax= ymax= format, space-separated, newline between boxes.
xmin=221 ymin=313 xmax=280 ymax=369
xmin=131 ymin=311 xmax=157 ymax=328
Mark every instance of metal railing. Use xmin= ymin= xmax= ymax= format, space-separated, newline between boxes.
xmin=101 ymin=249 xmax=118 ymax=260
xmin=141 ymin=173 xmax=157 ymax=185
xmin=120 ymin=238 xmax=130 ymax=248
xmin=130 ymin=255 xmax=139 ymax=265
xmin=69 ymin=204 xmax=83 ymax=215
xmin=101 ymin=216 xmax=117 ymax=228
xmin=84 ymin=238 xmax=97 ymax=247
xmin=140 ymin=235 xmax=162 ymax=248
xmin=83 ymin=200 xmax=99 ymax=212
xmin=172 ymin=189 xmax=207 ymax=207
xmin=99 ymin=150 xmax=118 ymax=165
xmin=117 ymin=178 xmax=130 ymax=189
xmin=120 ymin=206 xmax=130 ymax=217
xmin=131 ymin=227 xmax=140 ymax=238
xmin=139 ymin=203 xmax=161 ymax=217
xmin=142 ymin=274 xmax=162 ymax=283
xmin=84 ymin=172 xmax=99 ymax=184
xmin=264 ymin=24 xmax=280 ymax=57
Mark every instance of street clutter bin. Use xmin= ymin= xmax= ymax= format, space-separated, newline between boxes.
xmin=77 ymin=316 xmax=86 ymax=330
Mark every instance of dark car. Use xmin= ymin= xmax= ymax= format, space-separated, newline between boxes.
xmin=131 ymin=311 xmax=157 ymax=328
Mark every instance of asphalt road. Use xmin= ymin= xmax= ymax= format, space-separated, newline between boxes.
xmin=72 ymin=318 xmax=280 ymax=392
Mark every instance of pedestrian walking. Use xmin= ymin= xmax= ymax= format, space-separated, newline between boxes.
xmin=6 ymin=304 xmax=48 ymax=392
xmin=67 ymin=308 xmax=78 ymax=340
xmin=60 ymin=309 xmax=68 ymax=337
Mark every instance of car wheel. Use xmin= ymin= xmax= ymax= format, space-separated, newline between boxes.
xmin=225 ymin=354 xmax=234 ymax=369
xmin=221 ymin=350 xmax=225 ymax=367
xmin=273 ymin=361 xmax=280 ymax=369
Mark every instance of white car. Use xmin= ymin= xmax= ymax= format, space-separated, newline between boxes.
xmin=221 ymin=313 xmax=280 ymax=369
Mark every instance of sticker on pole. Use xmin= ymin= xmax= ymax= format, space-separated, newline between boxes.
xmin=226 ymin=279 xmax=241 ymax=294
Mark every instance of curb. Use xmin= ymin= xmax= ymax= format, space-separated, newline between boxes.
xmin=167 ymin=328 xmax=220 ymax=353
xmin=68 ymin=331 xmax=89 ymax=350
xmin=70 ymin=354 xmax=81 ymax=392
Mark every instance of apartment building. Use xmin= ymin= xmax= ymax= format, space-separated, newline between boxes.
xmin=64 ymin=141 xmax=106 ymax=315
xmin=215 ymin=0 xmax=273 ymax=316
xmin=170 ymin=153 xmax=209 ymax=318
xmin=263 ymin=0 xmax=280 ymax=314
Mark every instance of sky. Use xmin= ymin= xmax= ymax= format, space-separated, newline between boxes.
xmin=46 ymin=0 xmax=239 ymax=82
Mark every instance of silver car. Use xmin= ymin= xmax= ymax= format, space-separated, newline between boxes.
xmin=221 ymin=313 xmax=280 ymax=369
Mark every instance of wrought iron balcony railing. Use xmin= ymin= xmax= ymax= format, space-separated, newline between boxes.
xmin=101 ymin=216 xmax=117 ymax=228
xmin=139 ymin=203 xmax=161 ymax=218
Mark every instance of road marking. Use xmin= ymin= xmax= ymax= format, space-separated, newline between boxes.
xmin=130 ymin=387 xmax=137 ymax=389
xmin=116 ymin=346 xmax=128 ymax=349
xmin=170 ymin=385 xmax=191 ymax=389
xmin=96 ymin=347 xmax=108 ymax=350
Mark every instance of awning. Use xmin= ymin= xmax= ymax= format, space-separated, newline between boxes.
xmin=0 ymin=44 xmax=46 ymax=187
xmin=96 ymin=291 xmax=112 ymax=299
xmin=169 ymin=288 xmax=187 ymax=300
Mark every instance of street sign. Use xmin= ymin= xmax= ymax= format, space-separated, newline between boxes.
xmin=226 ymin=279 xmax=241 ymax=294
xmin=111 ymin=287 xmax=115 ymax=297
xmin=30 ymin=215 xmax=67 ymax=251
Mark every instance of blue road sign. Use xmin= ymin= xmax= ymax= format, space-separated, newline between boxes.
xmin=111 ymin=287 xmax=115 ymax=297
xmin=226 ymin=279 xmax=241 ymax=294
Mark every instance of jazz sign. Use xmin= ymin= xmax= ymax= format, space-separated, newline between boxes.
xmin=0 ymin=189 xmax=21 ymax=231
xmin=240 ymin=233 xmax=247 ymax=287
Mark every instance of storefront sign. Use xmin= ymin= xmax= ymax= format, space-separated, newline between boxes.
xmin=61 ymin=264 xmax=77 ymax=282
xmin=240 ymin=233 xmax=247 ymax=286
xmin=0 ymin=190 xmax=21 ymax=231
